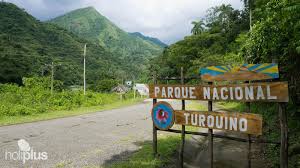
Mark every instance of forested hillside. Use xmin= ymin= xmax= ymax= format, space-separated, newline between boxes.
xmin=129 ymin=32 xmax=168 ymax=48
xmin=150 ymin=0 xmax=300 ymax=166
xmin=0 ymin=2 xmax=122 ymax=86
xmin=50 ymin=7 xmax=164 ymax=80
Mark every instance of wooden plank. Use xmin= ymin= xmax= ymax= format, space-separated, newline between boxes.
xmin=149 ymin=82 xmax=289 ymax=102
xmin=200 ymin=63 xmax=279 ymax=81
xmin=175 ymin=110 xmax=263 ymax=135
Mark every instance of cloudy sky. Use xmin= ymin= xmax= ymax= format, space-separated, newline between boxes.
xmin=6 ymin=0 xmax=243 ymax=44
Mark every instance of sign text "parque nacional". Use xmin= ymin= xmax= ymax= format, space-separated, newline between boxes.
xmin=149 ymin=82 xmax=288 ymax=102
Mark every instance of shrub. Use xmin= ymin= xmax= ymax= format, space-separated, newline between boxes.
xmin=90 ymin=79 xmax=118 ymax=92
xmin=0 ymin=77 xmax=128 ymax=116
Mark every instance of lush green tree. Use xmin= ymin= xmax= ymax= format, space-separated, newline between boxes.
xmin=90 ymin=79 xmax=118 ymax=92
xmin=150 ymin=4 xmax=248 ymax=79
xmin=241 ymin=0 xmax=300 ymax=104
xmin=191 ymin=20 xmax=205 ymax=35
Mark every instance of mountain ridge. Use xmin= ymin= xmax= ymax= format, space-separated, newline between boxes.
xmin=49 ymin=6 xmax=164 ymax=50
xmin=0 ymin=2 xmax=121 ymax=85
xmin=129 ymin=32 xmax=167 ymax=48
xmin=49 ymin=6 xmax=164 ymax=79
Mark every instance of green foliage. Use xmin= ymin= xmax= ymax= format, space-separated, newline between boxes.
xmin=191 ymin=20 xmax=205 ymax=35
xmin=49 ymin=7 xmax=164 ymax=80
xmin=22 ymin=76 xmax=64 ymax=91
xmin=241 ymin=0 xmax=300 ymax=104
xmin=150 ymin=1 xmax=300 ymax=166
xmin=129 ymin=32 xmax=167 ymax=48
xmin=150 ymin=4 xmax=248 ymax=79
xmin=0 ymin=2 xmax=122 ymax=86
xmin=0 ymin=77 xmax=125 ymax=116
xmin=90 ymin=79 xmax=119 ymax=92
xmin=108 ymin=135 xmax=181 ymax=168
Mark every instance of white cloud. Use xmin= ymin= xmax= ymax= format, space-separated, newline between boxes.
xmin=6 ymin=0 xmax=243 ymax=44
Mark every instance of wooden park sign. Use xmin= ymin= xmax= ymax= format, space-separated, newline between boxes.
xmin=149 ymin=82 xmax=289 ymax=102
xmin=175 ymin=110 xmax=262 ymax=135
xmin=200 ymin=63 xmax=279 ymax=81
xmin=152 ymin=102 xmax=262 ymax=135
xmin=150 ymin=63 xmax=289 ymax=168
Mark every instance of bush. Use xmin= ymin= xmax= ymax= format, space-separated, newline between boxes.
xmin=90 ymin=79 xmax=118 ymax=92
xmin=0 ymin=77 xmax=129 ymax=117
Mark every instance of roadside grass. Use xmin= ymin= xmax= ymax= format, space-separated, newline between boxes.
xmin=104 ymin=101 xmax=206 ymax=168
xmin=216 ymin=101 xmax=247 ymax=112
xmin=0 ymin=98 xmax=143 ymax=126
xmin=106 ymin=134 xmax=181 ymax=168
xmin=186 ymin=100 xmax=207 ymax=111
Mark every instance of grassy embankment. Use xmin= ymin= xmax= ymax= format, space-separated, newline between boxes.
xmin=104 ymin=100 xmax=206 ymax=168
xmin=0 ymin=83 xmax=143 ymax=126
xmin=0 ymin=97 xmax=142 ymax=126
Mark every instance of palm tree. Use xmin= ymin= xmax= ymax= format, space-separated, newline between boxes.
xmin=191 ymin=20 xmax=205 ymax=35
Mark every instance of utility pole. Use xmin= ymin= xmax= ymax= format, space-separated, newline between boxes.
xmin=43 ymin=62 xmax=61 ymax=95
xmin=83 ymin=44 xmax=87 ymax=95
xmin=51 ymin=62 xmax=54 ymax=95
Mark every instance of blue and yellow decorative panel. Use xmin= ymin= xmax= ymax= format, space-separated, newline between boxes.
xmin=200 ymin=63 xmax=279 ymax=81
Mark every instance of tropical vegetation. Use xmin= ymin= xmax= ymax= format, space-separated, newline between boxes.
xmin=150 ymin=0 xmax=300 ymax=166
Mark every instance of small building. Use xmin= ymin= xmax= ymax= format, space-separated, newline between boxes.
xmin=112 ymin=84 xmax=129 ymax=94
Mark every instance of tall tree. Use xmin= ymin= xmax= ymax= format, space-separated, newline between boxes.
xmin=191 ymin=20 xmax=205 ymax=35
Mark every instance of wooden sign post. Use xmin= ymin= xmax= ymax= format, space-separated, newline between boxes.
xmin=152 ymin=102 xmax=263 ymax=136
xmin=207 ymin=82 xmax=213 ymax=168
xmin=179 ymin=67 xmax=185 ymax=168
xmin=150 ymin=63 xmax=288 ymax=168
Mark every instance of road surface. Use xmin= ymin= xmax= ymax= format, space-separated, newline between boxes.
xmin=0 ymin=100 xmax=266 ymax=168
xmin=0 ymin=101 xmax=157 ymax=168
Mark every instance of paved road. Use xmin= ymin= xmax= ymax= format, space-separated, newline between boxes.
xmin=0 ymin=102 xmax=157 ymax=168
xmin=0 ymin=100 xmax=266 ymax=168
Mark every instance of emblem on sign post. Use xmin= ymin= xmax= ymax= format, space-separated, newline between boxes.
xmin=152 ymin=102 xmax=175 ymax=130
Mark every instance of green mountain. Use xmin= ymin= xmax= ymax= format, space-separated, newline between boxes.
xmin=129 ymin=32 xmax=167 ymax=48
xmin=0 ymin=2 xmax=120 ymax=85
xmin=49 ymin=7 xmax=164 ymax=78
